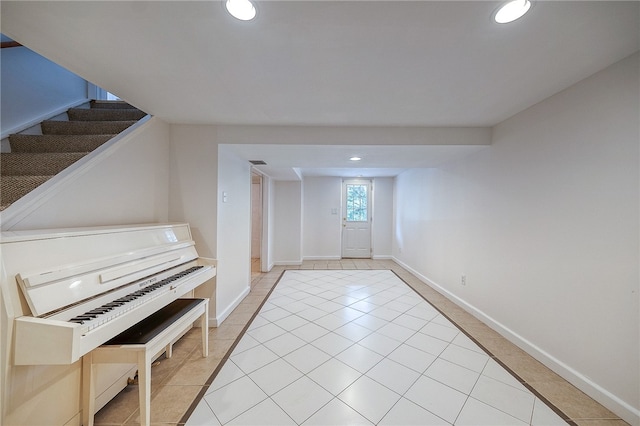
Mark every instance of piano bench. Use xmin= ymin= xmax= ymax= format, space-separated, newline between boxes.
xmin=82 ymin=298 xmax=209 ymax=426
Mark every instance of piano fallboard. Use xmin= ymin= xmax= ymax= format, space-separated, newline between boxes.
xmin=1 ymin=223 xmax=217 ymax=366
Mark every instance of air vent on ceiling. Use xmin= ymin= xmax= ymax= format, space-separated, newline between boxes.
xmin=249 ymin=160 xmax=267 ymax=165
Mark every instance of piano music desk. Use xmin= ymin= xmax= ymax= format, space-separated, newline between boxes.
xmin=82 ymin=298 xmax=209 ymax=426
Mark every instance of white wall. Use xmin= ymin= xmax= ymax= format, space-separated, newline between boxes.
xmin=372 ymin=177 xmax=393 ymax=258
xmin=216 ymin=145 xmax=252 ymax=322
xmin=168 ymin=124 xmax=219 ymax=322
xmin=301 ymin=176 xmax=394 ymax=260
xmin=169 ymin=125 xmax=218 ymax=258
xmin=3 ymin=118 xmax=170 ymax=231
xmin=273 ymin=181 xmax=302 ymax=264
xmin=302 ymin=177 xmax=342 ymax=260
xmin=263 ymin=175 xmax=275 ymax=270
xmin=393 ymin=54 xmax=639 ymax=424
xmin=1 ymin=46 xmax=87 ymax=137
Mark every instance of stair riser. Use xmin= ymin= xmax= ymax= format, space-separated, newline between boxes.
xmin=68 ymin=108 xmax=146 ymax=121
xmin=41 ymin=121 xmax=136 ymax=135
xmin=90 ymin=100 xmax=138 ymax=109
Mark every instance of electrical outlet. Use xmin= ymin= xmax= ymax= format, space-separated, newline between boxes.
xmin=461 ymin=274 xmax=466 ymax=286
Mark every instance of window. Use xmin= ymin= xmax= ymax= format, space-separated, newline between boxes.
xmin=345 ymin=184 xmax=368 ymax=222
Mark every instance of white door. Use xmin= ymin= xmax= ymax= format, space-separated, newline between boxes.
xmin=342 ymin=179 xmax=372 ymax=258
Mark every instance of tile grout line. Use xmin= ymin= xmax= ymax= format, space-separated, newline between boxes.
xmin=114 ymin=262 xmax=621 ymax=425
xmin=177 ymin=270 xmax=286 ymax=424
xmin=391 ymin=269 xmax=579 ymax=425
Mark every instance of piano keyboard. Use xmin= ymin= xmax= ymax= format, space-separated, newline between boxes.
xmin=69 ymin=266 xmax=204 ymax=335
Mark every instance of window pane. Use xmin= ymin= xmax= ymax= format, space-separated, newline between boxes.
xmin=346 ymin=184 xmax=367 ymax=221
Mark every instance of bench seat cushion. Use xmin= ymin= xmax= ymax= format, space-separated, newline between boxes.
xmin=104 ymin=298 xmax=205 ymax=345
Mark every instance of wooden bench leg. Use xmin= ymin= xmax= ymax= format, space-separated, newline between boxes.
xmin=201 ymin=302 xmax=209 ymax=357
xmin=83 ymin=299 xmax=209 ymax=426
xmin=138 ymin=350 xmax=152 ymax=426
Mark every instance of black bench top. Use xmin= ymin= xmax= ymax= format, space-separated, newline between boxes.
xmin=104 ymin=298 xmax=205 ymax=345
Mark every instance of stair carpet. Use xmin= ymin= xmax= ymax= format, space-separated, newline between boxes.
xmin=1 ymin=101 xmax=145 ymax=211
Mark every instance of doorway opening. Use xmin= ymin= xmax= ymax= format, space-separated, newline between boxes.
xmin=341 ymin=179 xmax=372 ymax=258
xmin=250 ymin=172 xmax=263 ymax=278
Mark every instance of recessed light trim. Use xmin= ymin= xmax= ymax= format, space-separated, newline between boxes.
xmin=494 ymin=0 xmax=531 ymax=24
xmin=226 ymin=0 xmax=256 ymax=21
xmin=349 ymin=156 xmax=362 ymax=161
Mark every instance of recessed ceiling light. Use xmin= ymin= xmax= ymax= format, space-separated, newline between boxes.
xmin=350 ymin=156 xmax=362 ymax=161
xmin=226 ymin=0 xmax=256 ymax=21
xmin=494 ymin=0 xmax=531 ymax=24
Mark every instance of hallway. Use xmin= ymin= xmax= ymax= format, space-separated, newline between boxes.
xmin=94 ymin=260 xmax=623 ymax=425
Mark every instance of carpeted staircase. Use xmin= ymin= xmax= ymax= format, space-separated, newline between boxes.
xmin=1 ymin=100 xmax=146 ymax=211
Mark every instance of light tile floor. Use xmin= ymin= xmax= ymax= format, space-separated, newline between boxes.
xmin=186 ymin=269 xmax=565 ymax=425
xmin=94 ymin=260 xmax=627 ymax=426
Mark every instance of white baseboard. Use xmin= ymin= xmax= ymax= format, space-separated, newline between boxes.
xmin=212 ymin=285 xmax=251 ymax=327
xmin=392 ymin=256 xmax=640 ymax=426
xmin=393 ymin=257 xmax=640 ymax=426
xmin=372 ymin=255 xmax=392 ymax=260
xmin=302 ymin=256 xmax=341 ymax=261
xmin=274 ymin=260 xmax=302 ymax=266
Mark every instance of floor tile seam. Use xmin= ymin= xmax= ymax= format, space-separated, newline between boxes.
xmin=224 ymin=371 xmax=299 ymax=425
xmin=265 ymin=374 xmax=341 ymax=425
xmin=177 ymin=269 xmax=287 ymax=424
xmin=200 ymin=390 xmax=225 ymax=425
xmin=362 ymin=353 xmax=428 ymax=399
xmin=390 ymin=269 xmax=578 ymax=426
xmin=186 ymin=268 xmax=570 ymax=425
xmin=272 ymin=326 xmax=405 ymax=402
xmin=451 ymin=357 xmax=487 ymax=426
xmin=458 ymin=359 xmax=541 ymax=425
xmin=334 ymin=391 xmax=397 ymax=425
xmin=416 ymin=348 xmax=484 ymax=397
xmin=477 ymin=365 xmax=543 ymax=397
xmin=387 ymin=396 xmax=452 ymax=425
xmin=455 ymin=394 xmax=531 ymax=425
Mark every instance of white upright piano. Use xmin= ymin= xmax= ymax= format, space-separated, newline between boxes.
xmin=0 ymin=223 xmax=216 ymax=426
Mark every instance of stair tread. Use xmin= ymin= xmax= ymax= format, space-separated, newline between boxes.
xmin=41 ymin=120 xmax=137 ymax=135
xmin=9 ymin=134 xmax=115 ymax=153
xmin=1 ymin=152 xmax=88 ymax=176
xmin=2 ymin=99 xmax=146 ymax=210
xmin=1 ymin=175 xmax=54 ymax=206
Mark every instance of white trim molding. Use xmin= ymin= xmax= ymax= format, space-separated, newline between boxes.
xmin=212 ymin=285 xmax=251 ymax=327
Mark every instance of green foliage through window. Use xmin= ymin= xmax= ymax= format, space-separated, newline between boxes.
xmin=346 ymin=184 xmax=367 ymax=221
